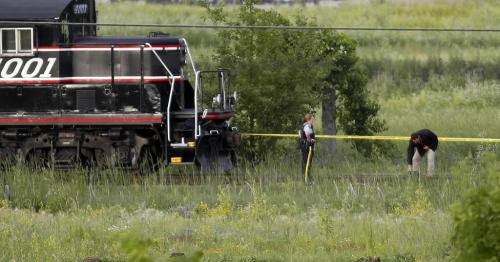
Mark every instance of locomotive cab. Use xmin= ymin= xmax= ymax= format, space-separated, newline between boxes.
xmin=192 ymin=69 xmax=239 ymax=170
xmin=0 ymin=0 xmax=238 ymax=171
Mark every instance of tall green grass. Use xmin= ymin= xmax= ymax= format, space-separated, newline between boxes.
xmin=1 ymin=156 xmax=491 ymax=260
xmin=0 ymin=148 xmax=493 ymax=261
xmin=0 ymin=201 xmax=451 ymax=261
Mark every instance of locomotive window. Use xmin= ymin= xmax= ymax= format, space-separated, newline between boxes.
xmin=1 ymin=29 xmax=16 ymax=54
xmin=19 ymin=29 xmax=33 ymax=53
xmin=0 ymin=28 xmax=33 ymax=56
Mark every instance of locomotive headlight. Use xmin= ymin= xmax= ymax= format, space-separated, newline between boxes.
xmin=212 ymin=94 xmax=221 ymax=106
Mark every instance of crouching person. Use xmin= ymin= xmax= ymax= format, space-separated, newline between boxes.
xmin=407 ymin=129 xmax=438 ymax=177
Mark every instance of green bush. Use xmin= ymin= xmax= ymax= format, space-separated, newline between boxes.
xmin=451 ymin=152 xmax=500 ymax=261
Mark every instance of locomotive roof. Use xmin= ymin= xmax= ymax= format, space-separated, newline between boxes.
xmin=75 ymin=36 xmax=182 ymax=45
xmin=0 ymin=0 xmax=72 ymax=20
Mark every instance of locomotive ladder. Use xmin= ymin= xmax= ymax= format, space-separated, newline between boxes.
xmin=145 ymin=43 xmax=179 ymax=144
xmin=145 ymin=42 xmax=199 ymax=148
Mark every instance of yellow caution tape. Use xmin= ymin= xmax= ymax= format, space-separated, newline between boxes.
xmin=242 ymin=133 xmax=500 ymax=143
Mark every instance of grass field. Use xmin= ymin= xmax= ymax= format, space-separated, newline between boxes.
xmin=0 ymin=160 xmax=472 ymax=261
xmin=1 ymin=1 xmax=499 ymax=261
xmin=1 ymin=150 xmax=496 ymax=261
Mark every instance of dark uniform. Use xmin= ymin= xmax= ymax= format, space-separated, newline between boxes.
xmin=407 ymin=129 xmax=438 ymax=176
xmin=300 ymin=122 xmax=315 ymax=180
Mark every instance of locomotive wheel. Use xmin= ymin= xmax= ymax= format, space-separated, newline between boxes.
xmin=25 ymin=149 xmax=49 ymax=169
xmin=137 ymin=145 xmax=160 ymax=176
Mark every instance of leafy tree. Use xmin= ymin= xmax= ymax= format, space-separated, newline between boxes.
xmin=206 ymin=0 xmax=387 ymax=160
xmin=316 ymin=31 xmax=389 ymax=158
xmin=206 ymin=1 xmax=323 ymax=161
xmin=451 ymin=152 xmax=500 ymax=262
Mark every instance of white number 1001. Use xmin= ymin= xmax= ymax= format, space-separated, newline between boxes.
xmin=0 ymin=57 xmax=56 ymax=78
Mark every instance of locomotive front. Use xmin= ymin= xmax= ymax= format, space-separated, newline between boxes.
xmin=0 ymin=0 xmax=238 ymax=170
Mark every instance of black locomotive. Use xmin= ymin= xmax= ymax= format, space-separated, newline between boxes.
xmin=0 ymin=0 xmax=239 ymax=170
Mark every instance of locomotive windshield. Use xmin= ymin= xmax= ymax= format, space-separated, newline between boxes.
xmin=198 ymin=69 xmax=235 ymax=112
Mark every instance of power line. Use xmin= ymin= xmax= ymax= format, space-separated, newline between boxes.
xmin=1 ymin=20 xmax=500 ymax=32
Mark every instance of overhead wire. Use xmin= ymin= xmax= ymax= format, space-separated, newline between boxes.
xmin=1 ymin=20 xmax=500 ymax=32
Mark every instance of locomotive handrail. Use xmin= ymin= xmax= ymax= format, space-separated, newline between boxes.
xmin=144 ymin=42 xmax=176 ymax=142
xmin=180 ymin=38 xmax=197 ymax=74
xmin=180 ymin=38 xmax=201 ymax=139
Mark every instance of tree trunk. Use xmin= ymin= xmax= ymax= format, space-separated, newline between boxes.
xmin=321 ymin=87 xmax=337 ymax=157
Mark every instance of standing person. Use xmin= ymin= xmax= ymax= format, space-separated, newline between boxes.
xmin=300 ymin=114 xmax=315 ymax=183
xmin=407 ymin=129 xmax=438 ymax=177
